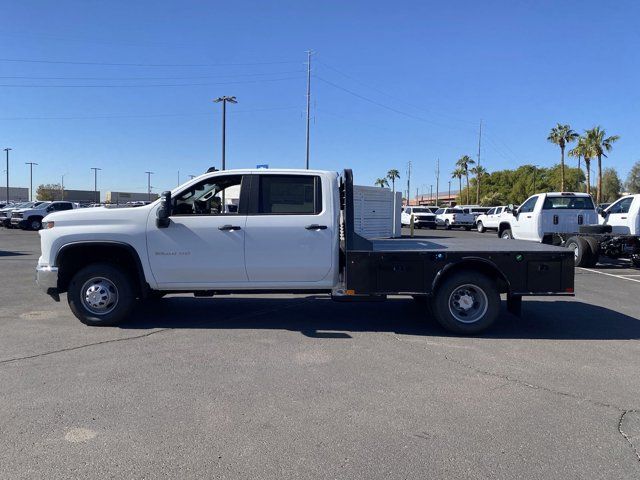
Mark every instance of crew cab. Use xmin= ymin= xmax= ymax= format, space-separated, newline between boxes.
xmin=12 ymin=201 xmax=77 ymax=230
xmin=435 ymin=207 xmax=475 ymax=230
xmin=475 ymin=206 xmax=509 ymax=233
xmin=401 ymin=206 xmax=437 ymax=229
xmin=1 ymin=202 xmax=39 ymax=227
xmin=498 ymin=192 xmax=640 ymax=268
xmin=36 ymin=169 xmax=575 ymax=335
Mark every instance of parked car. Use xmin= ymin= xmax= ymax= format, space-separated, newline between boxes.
xmin=35 ymin=168 xmax=574 ymax=335
xmin=435 ymin=207 xmax=475 ymax=230
xmin=460 ymin=206 xmax=491 ymax=222
xmin=401 ymin=206 xmax=437 ymax=229
xmin=475 ymin=206 xmax=509 ymax=233
xmin=11 ymin=201 xmax=77 ymax=230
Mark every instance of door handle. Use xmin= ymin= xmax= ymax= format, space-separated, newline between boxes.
xmin=305 ymin=224 xmax=327 ymax=230
xmin=621 ymin=216 xmax=627 ymax=219
xmin=218 ymin=224 xmax=241 ymax=231
xmin=526 ymin=215 xmax=532 ymax=218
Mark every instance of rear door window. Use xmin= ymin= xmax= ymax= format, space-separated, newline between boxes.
xmin=257 ymin=175 xmax=322 ymax=215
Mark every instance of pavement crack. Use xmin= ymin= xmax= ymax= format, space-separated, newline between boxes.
xmin=1 ymin=297 xmax=313 ymax=366
xmin=0 ymin=329 xmax=170 ymax=365
xmin=619 ymin=410 xmax=640 ymax=462
xmin=443 ymin=354 xmax=626 ymax=411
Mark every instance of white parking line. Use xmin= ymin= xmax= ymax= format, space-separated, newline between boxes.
xmin=578 ymin=267 xmax=640 ymax=284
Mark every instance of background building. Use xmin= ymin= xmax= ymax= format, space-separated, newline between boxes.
xmin=106 ymin=191 xmax=159 ymax=204
xmin=0 ymin=187 xmax=29 ymax=202
xmin=59 ymin=189 xmax=98 ymax=203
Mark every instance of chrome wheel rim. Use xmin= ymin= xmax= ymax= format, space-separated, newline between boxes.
xmin=570 ymin=243 xmax=579 ymax=260
xmin=448 ymin=284 xmax=488 ymax=324
xmin=477 ymin=222 xmax=483 ymax=232
xmin=81 ymin=277 xmax=118 ymax=315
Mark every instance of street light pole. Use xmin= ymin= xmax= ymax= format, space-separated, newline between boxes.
xmin=25 ymin=162 xmax=38 ymax=201
xmin=4 ymin=148 xmax=11 ymax=203
xmin=213 ymin=96 xmax=237 ymax=171
xmin=91 ymin=167 xmax=102 ymax=204
xmin=145 ymin=171 xmax=154 ymax=201
xmin=448 ymin=181 xmax=451 ymax=206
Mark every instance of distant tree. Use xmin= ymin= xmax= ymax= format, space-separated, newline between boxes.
xmin=36 ymin=183 xmax=62 ymax=201
xmin=601 ymin=168 xmax=623 ymax=202
xmin=569 ymin=136 xmax=595 ymax=195
xmin=470 ymin=165 xmax=488 ymax=204
xmin=451 ymin=167 xmax=464 ymax=201
xmin=386 ymin=169 xmax=400 ymax=194
xmin=480 ymin=191 xmax=503 ymax=207
xmin=374 ymin=178 xmax=389 ymax=188
xmin=626 ymin=161 xmax=640 ymax=194
xmin=585 ymin=126 xmax=620 ymax=204
xmin=455 ymin=155 xmax=475 ymax=204
xmin=547 ymin=123 xmax=579 ymax=192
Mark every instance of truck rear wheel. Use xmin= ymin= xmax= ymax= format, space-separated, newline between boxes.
xmin=477 ymin=221 xmax=485 ymax=233
xmin=67 ymin=263 xmax=135 ymax=326
xmin=565 ymin=236 xmax=594 ymax=267
xmin=431 ymin=272 xmax=500 ymax=334
xmin=501 ymin=228 xmax=513 ymax=239
xmin=583 ymin=237 xmax=600 ymax=267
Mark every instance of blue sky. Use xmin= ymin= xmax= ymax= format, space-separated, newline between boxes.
xmin=2 ymin=0 xmax=639 ymax=199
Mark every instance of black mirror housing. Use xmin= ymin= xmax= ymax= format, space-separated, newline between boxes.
xmin=156 ymin=191 xmax=171 ymax=228
xmin=600 ymin=209 xmax=607 ymax=218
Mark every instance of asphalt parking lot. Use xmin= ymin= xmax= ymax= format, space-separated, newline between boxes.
xmin=1 ymin=227 xmax=640 ymax=479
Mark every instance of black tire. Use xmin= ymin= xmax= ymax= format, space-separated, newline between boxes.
xmin=444 ymin=220 xmax=451 ymax=230
xmin=477 ymin=221 xmax=485 ymax=233
xmin=431 ymin=271 xmax=500 ymax=335
xmin=579 ymin=224 xmax=612 ymax=234
xmin=501 ymin=228 xmax=513 ymax=239
xmin=583 ymin=237 xmax=600 ymax=267
xmin=27 ymin=216 xmax=42 ymax=231
xmin=566 ymin=236 xmax=593 ymax=267
xmin=631 ymin=255 xmax=640 ymax=268
xmin=67 ymin=263 xmax=136 ymax=326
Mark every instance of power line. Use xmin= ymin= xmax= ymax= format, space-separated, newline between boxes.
xmin=0 ymin=57 xmax=299 ymax=67
xmin=0 ymin=106 xmax=302 ymax=121
xmin=0 ymin=76 xmax=304 ymax=88
xmin=0 ymin=70 xmax=306 ymax=81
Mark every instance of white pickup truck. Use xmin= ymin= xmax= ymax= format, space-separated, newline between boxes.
xmin=36 ymin=168 xmax=575 ymax=334
xmin=475 ymin=206 xmax=508 ymax=233
xmin=498 ymin=192 xmax=640 ymax=267
xmin=435 ymin=207 xmax=475 ymax=230
xmin=11 ymin=201 xmax=77 ymax=230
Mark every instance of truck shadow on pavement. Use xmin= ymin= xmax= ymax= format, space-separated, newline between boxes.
xmin=119 ymin=296 xmax=640 ymax=341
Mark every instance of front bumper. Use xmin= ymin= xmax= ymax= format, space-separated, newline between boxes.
xmin=36 ymin=265 xmax=59 ymax=298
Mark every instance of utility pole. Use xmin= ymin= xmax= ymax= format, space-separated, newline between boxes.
xmin=448 ymin=181 xmax=451 ymax=206
xmin=406 ymin=161 xmax=412 ymax=205
xmin=25 ymin=162 xmax=38 ymax=201
xmin=91 ymin=167 xmax=102 ymax=204
xmin=532 ymin=166 xmax=537 ymax=195
xmin=61 ymin=175 xmax=65 ymax=200
xmin=430 ymin=185 xmax=433 ymax=204
xmin=145 ymin=171 xmax=154 ymax=201
xmin=4 ymin=148 xmax=11 ymax=203
xmin=305 ymin=50 xmax=313 ymax=169
xmin=213 ymin=96 xmax=237 ymax=171
xmin=435 ymin=158 xmax=440 ymax=207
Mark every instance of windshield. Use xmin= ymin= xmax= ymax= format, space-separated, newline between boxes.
xmin=412 ymin=208 xmax=432 ymax=213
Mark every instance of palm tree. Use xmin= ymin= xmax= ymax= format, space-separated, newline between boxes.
xmin=569 ymin=136 xmax=595 ymax=195
xmin=455 ymin=155 xmax=475 ymax=204
xmin=585 ymin=126 xmax=620 ymax=204
xmin=470 ymin=165 xmax=487 ymax=204
xmin=386 ymin=169 xmax=400 ymax=195
xmin=374 ymin=177 xmax=389 ymax=188
xmin=547 ymin=123 xmax=579 ymax=192
xmin=451 ymin=167 xmax=464 ymax=203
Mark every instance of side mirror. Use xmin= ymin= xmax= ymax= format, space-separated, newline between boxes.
xmin=156 ymin=191 xmax=171 ymax=228
xmin=599 ymin=209 xmax=607 ymax=218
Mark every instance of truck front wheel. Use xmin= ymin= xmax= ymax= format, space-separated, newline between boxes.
xmin=431 ymin=272 xmax=500 ymax=334
xmin=67 ymin=263 xmax=135 ymax=326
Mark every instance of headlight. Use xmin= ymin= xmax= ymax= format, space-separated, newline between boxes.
xmin=42 ymin=221 xmax=55 ymax=229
